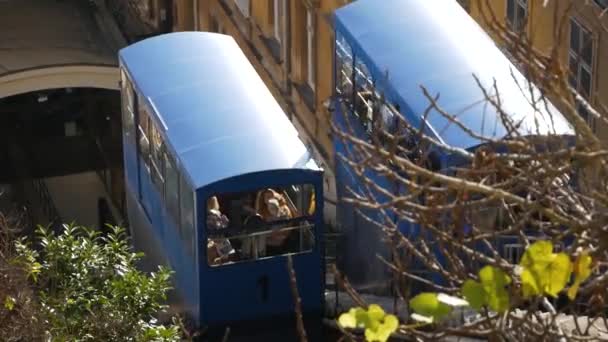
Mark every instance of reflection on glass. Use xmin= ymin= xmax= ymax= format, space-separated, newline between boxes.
xmin=205 ymin=184 xmax=316 ymax=267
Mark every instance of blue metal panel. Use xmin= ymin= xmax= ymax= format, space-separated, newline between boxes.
xmin=118 ymin=32 xmax=318 ymax=189
xmin=333 ymin=0 xmax=573 ymax=150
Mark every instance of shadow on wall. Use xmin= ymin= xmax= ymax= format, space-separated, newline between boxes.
xmin=42 ymin=171 xmax=118 ymax=230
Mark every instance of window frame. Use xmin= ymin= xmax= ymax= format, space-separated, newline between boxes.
xmin=120 ymin=70 xmax=136 ymax=139
xmin=506 ymin=0 xmax=528 ymax=33
xmin=569 ymin=18 xmax=594 ymax=99
xmin=149 ymin=123 xmax=165 ymax=195
xmin=335 ymin=31 xmax=354 ymax=109
xmin=180 ymin=176 xmax=196 ymax=256
xmin=234 ymin=0 xmax=250 ymax=18
xmin=273 ymin=0 xmax=283 ymax=44
xmin=137 ymin=97 xmax=151 ymax=172
xmin=205 ymin=184 xmax=317 ymax=267
xmin=164 ymin=151 xmax=181 ymax=224
xmin=306 ymin=8 xmax=316 ymax=91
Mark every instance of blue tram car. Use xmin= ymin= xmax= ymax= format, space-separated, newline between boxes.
xmin=118 ymin=32 xmax=325 ymax=339
xmin=331 ymin=0 xmax=574 ymax=293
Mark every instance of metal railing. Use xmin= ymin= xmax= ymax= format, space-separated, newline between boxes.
xmin=30 ymin=178 xmax=63 ymax=232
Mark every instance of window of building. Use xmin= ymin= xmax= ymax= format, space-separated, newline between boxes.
xmin=306 ymin=9 xmax=316 ymax=91
xmin=273 ymin=0 xmax=283 ymax=43
xmin=569 ymin=19 xmax=594 ymax=99
xmin=593 ymin=0 xmax=607 ymax=9
xmin=164 ymin=152 xmax=180 ymax=223
xmin=180 ymin=176 xmax=195 ymax=256
xmin=506 ymin=0 xmax=527 ymax=33
xmin=205 ymin=185 xmax=316 ymax=267
xmin=235 ymin=0 xmax=250 ymax=17
xmin=147 ymin=0 xmax=157 ymax=21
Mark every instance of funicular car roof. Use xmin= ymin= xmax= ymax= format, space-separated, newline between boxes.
xmin=334 ymin=0 xmax=573 ymax=150
xmin=119 ymin=32 xmax=318 ymax=189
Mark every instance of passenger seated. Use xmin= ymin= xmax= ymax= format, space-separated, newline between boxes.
xmin=257 ymin=189 xmax=294 ymax=256
xmin=206 ymin=196 xmax=235 ymax=265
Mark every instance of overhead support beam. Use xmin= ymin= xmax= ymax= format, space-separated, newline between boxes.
xmin=0 ymin=65 xmax=120 ymax=99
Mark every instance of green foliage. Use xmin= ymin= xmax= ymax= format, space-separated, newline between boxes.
xmin=519 ymin=240 xmax=572 ymax=298
xmin=461 ymin=279 xmax=485 ymax=310
xmin=409 ymin=293 xmax=452 ymax=322
xmin=339 ymin=240 xmax=595 ymax=339
xmin=338 ymin=304 xmax=399 ymax=342
xmin=478 ymin=265 xmax=511 ymax=312
xmin=13 ymin=224 xmax=180 ymax=342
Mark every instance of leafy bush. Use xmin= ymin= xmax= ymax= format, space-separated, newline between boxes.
xmin=8 ymin=224 xmax=180 ymax=341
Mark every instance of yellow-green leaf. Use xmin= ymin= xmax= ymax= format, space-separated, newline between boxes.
xmin=365 ymin=314 xmax=399 ymax=342
xmin=383 ymin=314 xmax=399 ymax=332
xmin=338 ymin=308 xmax=358 ymax=328
xmin=520 ymin=240 xmax=554 ymax=272
xmin=568 ymin=252 xmax=593 ymax=300
xmin=544 ymin=253 xmax=572 ymax=297
xmin=4 ymin=296 xmax=16 ymax=311
xmin=367 ymin=304 xmax=385 ymax=322
xmin=479 ymin=266 xmax=511 ymax=313
xmin=461 ymin=279 xmax=485 ymax=310
xmin=409 ymin=292 xmax=452 ymax=321
xmin=479 ymin=265 xmax=511 ymax=288
xmin=521 ymin=267 xmax=540 ymax=299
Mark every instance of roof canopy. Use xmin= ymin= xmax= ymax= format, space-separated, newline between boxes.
xmin=119 ymin=32 xmax=317 ymax=188
xmin=334 ymin=0 xmax=573 ymax=150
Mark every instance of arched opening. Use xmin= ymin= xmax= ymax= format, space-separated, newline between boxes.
xmin=0 ymin=87 xmax=124 ymax=233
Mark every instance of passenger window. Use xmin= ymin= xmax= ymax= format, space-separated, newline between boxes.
xmin=354 ymin=58 xmax=374 ymax=132
xmin=164 ymin=152 xmax=180 ymax=223
xmin=205 ymin=184 xmax=316 ymax=267
xmin=180 ymin=176 xmax=195 ymax=256
xmin=138 ymin=99 xmax=151 ymax=170
xmin=150 ymin=123 xmax=165 ymax=194
xmin=120 ymin=72 xmax=135 ymax=138
xmin=335 ymin=32 xmax=354 ymax=108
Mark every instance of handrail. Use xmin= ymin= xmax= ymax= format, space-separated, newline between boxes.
xmin=30 ymin=178 xmax=63 ymax=232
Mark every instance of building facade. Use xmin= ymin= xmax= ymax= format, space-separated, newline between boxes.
xmin=467 ymin=0 xmax=608 ymax=140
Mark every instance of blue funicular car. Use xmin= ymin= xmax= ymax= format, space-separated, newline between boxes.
xmin=330 ymin=0 xmax=573 ymax=294
xmin=118 ymin=32 xmax=325 ymax=339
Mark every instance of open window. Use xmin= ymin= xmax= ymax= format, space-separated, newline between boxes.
xmin=120 ymin=70 xmax=135 ymax=138
xmin=335 ymin=32 xmax=354 ymax=108
xmin=137 ymin=98 xmax=151 ymax=171
xmin=353 ymin=58 xmax=374 ymax=132
xmin=150 ymin=123 xmax=165 ymax=195
xmin=205 ymin=184 xmax=317 ymax=267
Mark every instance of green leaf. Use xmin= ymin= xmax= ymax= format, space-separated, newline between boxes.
xmin=479 ymin=266 xmax=511 ymax=313
xmin=520 ymin=267 xmax=540 ymax=298
xmin=520 ymin=240 xmax=554 ymax=272
xmin=364 ymin=314 xmax=399 ymax=342
xmin=461 ymin=279 xmax=485 ymax=310
xmin=338 ymin=309 xmax=357 ymax=329
xmin=367 ymin=304 xmax=385 ymax=322
xmin=4 ymin=296 xmax=16 ymax=311
xmin=409 ymin=292 xmax=452 ymax=321
xmin=479 ymin=265 xmax=511 ymax=288
xmin=568 ymin=252 xmax=593 ymax=300
xmin=544 ymin=253 xmax=572 ymax=297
